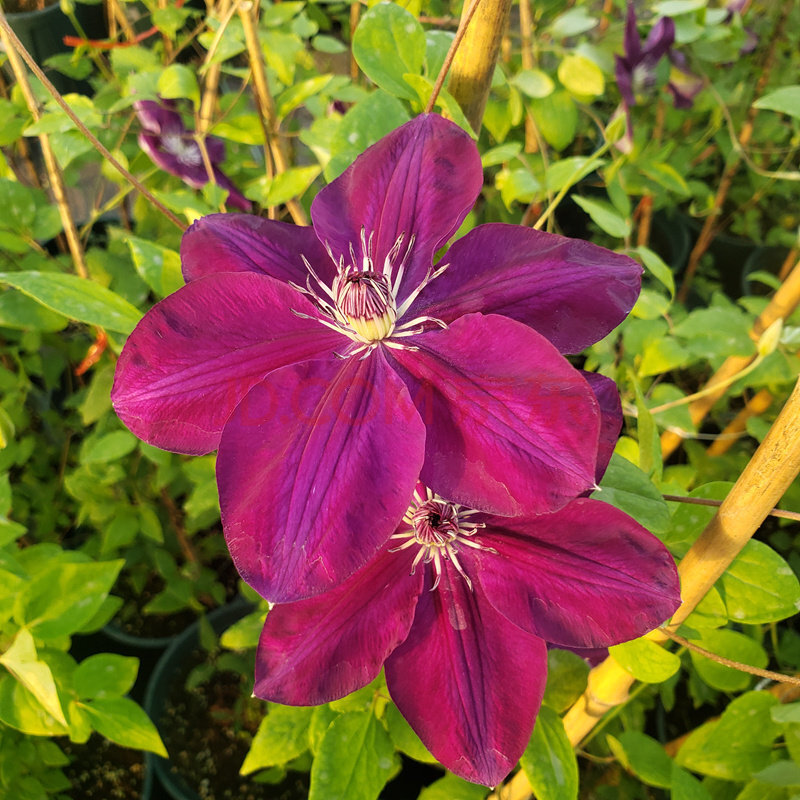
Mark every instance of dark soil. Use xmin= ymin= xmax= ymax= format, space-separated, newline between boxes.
xmin=61 ymin=735 xmax=144 ymax=800
xmin=158 ymin=650 xmax=309 ymax=800
xmin=112 ymin=572 xmax=199 ymax=640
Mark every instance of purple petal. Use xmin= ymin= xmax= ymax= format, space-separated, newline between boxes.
xmin=254 ymin=548 xmax=422 ymax=705
xmin=112 ymin=272 xmax=342 ymax=454
xmin=217 ymin=353 xmax=426 ymax=602
xmin=415 ymin=224 xmax=642 ymax=354
xmin=138 ymin=132 xmax=187 ymax=180
xmin=643 ymin=17 xmax=675 ymax=61
xmin=211 ymin=169 xmax=252 ymax=211
xmin=582 ymin=372 xmax=622 ymax=483
xmin=388 ymin=314 xmax=600 ymax=516
xmin=386 ymin=563 xmax=547 ymax=786
xmin=311 ymin=114 xmax=482 ymax=304
xmin=476 ymin=498 xmax=681 ymax=649
xmin=134 ymin=99 xmax=184 ymax=136
xmin=181 ymin=214 xmax=333 ymax=285
xmin=622 ymin=3 xmax=642 ymax=63
xmin=614 ymin=55 xmax=637 ymax=108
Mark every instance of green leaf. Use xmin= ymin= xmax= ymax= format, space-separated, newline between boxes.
xmin=418 ymin=774 xmax=488 ymax=800
xmin=530 ymin=91 xmax=578 ymax=151
xmin=751 ymin=761 xmax=800 ymax=787
xmin=384 ymin=702 xmax=436 ymax=764
xmin=512 ymin=69 xmax=554 ymax=99
xmin=309 ymin=711 xmax=397 ymax=800
xmin=548 ymin=7 xmax=598 ymax=38
xmin=689 ymin=628 xmax=767 ymax=692
xmin=670 ymin=764 xmax=712 ymax=800
xmin=157 ymin=64 xmax=200 ymax=108
xmin=265 ymin=165 xmax=321 ymax=206
xmin=664 ymin=483 xmax=731 ymax=553
xmin=0 ymin=290 xmax=67 ymax=332
xmin=521 ymin=706 xmax=578 ymax=800
xmin=0 ymin=272 xmax=142 ymax=334
xmin=639 ymin=338 xmax=690 ymax=377
xmin=719 ymin=540 xmax=800 ymax=624
xmin=73 ymin=654 xmax=139 ymax=700
xmin=325 ymin=92 xmax=410 ymax=181
xmin=607 ymin=731 xmax=672 ymax=788
xmin=80 ymin=431 xmax=138 ymax=465
xmin=653 ymin=0 xmax=706 ymax=13
xmin=594 ymin=454 xmax=671 ymax=534
xmin=125 ymin=236 xmax=184 ymax=298
xmin=241 ymin=705 xmax=313 ymax=774
xmin=611 ymin=637 xmax=681 ymax=683
xmin=753 ymin=86 xmax=800 ymax=120
xmin=544 ymin=156 xmax=604 ymax=193
xmin=0 ymin=673 xmax=68 ymax=736
xmin=543 ymin=649 xmax=589 ymax=713
xmin=352 ymin=3 xmax=426 ymax=100
xmin=0 ymin=630 xmax=67 ymax=726
xmin=638 ymin=246 xmax=676 ymax=297
xmin=673 ymin=307 xmax=754 ymax=360
xmin=17 ymin=559 xmax=124 ymax=640
xmin=220 ymin=610 xmax=265 ymax=651
xmin=572 ymin=196 xmax=630 ymax=238
xmin=558 ymin=54 xmax=604 ymax=98
xmin=81 ymin=697 xmax=167 ymax=756
xmin=675 ymin=692 xmax=780 ymax=780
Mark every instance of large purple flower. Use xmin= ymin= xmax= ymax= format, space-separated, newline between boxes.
xmin=135 ymin=99 xmax=251 ymax=211
xmin=112 ymin=113 xmax=642 ymax=603
xmin=254 ymin=485 xmax=681 ymax=786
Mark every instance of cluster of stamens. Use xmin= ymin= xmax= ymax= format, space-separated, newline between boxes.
xmin=389 ymin=487 xmax=494 ymax=591
xmin=162 ymin=134 xmax=203 ymax=167
xmin=289 ymin=228 xmax=449 ymax=358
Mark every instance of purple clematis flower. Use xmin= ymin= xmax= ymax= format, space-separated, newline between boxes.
xmin=135 ymin=99 xmax=251 ymax=211
xmin=614 ymin=4 xmax=701 ymax=149
xmin=253 ymin=483 xmax=681 ymax=786
xmin=112 ymin=113 xmax=642 ymax=603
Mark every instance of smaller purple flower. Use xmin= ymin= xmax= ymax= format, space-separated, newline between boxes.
xmin=254 ymin=485 xmax=681 ymax=786
xmin=614 ymin=4 xmax=701 ymax=149
xmin=134 ymin=99 xmax=251 ymax=211
xmin=615 ymin=5 xmax=675 ymax=109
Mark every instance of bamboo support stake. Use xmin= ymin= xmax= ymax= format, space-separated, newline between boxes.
xmin=706 ymin=388 xmax=773 ymax=457
xmin=0 ymin=15 xmax=88 ymax=279
xmin=496 ymin=377 xmax=800 ymax=800
xmin=447 ymin=0 xmax=512 ymax=132
xmin=661 ymin=255 xmax=800 ymax=459
xmin=238 ymin=0 xmax=308 ymax=226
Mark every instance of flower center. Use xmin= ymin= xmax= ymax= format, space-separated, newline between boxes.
xmin=333 ymin=271 xmax=397 ymax=342
xmin=389 ymin=488 xmax=492 ymax=591
xmin=162 ymin=134 xmax=203 ymax=167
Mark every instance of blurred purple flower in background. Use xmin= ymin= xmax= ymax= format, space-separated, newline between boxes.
xmin=614 ymin=4 xmax=702 ymax=149
xmin=254 ymin=485 xmax=681 ymax=785
xmin=134 ymin=99 xmax=251 ymax=211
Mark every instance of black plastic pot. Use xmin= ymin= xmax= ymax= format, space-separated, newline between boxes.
xmin=143 ymin=600 xmax=258 ymax=800
xmin=5 ymin=1 xmax=106 ymax=94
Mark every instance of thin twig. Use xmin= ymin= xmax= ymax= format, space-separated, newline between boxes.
xmin=0 ymin=10 xmax=187 ymax=232
xmin=660 ymin=627 xmax=800 ymax=686
xmin=662 ymin=493 xmax=800 ymax=522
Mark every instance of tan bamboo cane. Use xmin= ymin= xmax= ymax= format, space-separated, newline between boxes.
xmin=496 ymin=377 xmax=800 ymax=800
xmin=706 ymin=388 xmax=773 ymax=457
xmin=446 ymin=0 xmax=512 ymax=132
xmin=661 ymin=257 xmax=800 ymax=458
